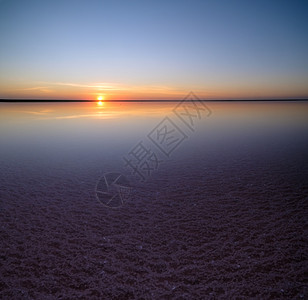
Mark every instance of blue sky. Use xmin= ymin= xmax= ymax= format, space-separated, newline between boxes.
xmin=0 ymin=0 xmax=307 ymax=99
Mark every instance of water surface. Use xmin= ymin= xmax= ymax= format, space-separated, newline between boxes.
xmin=0 ymin=101 xmax=307 ymax=298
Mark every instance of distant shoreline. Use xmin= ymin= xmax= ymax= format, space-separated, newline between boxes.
xmin=1 ymin=99 xmax=308 ymax=103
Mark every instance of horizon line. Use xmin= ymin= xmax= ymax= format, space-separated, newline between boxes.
xmin=1 ymin=98 xmax=308 ymax=103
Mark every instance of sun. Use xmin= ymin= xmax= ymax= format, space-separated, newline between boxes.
xmin=97 ymin=95 xmax=104 ymax=106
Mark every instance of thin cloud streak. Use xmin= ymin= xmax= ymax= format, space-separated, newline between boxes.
xmin=17 ymin=86 xmax=53 ymax=93
xmin=39 ymin=81 xmax=124 ymax=91
xmin=33 ymin=81 xmax=187 ymax=99
xmin=39 ymin=113 xmax=120 ymax=120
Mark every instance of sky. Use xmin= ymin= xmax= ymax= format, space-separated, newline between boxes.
xmin=0 ymin=0 xmax=307 ymax=100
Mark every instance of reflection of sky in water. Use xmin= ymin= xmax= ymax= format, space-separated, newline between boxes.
xmin=0 ymin=102 xmax=308 ymax=182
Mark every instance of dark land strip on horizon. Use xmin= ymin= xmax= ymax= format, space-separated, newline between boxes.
xmin=1 ymin=99 xmax=308 ymax=103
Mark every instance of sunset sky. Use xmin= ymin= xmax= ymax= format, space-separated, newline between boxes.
xmin=0 ymin=0 xmax=307 ymax=100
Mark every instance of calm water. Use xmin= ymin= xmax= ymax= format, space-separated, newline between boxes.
xmin=0 ymin=101 xmax=308 ymax=191
xmin=1 ymin=101 xmax=308 ymax=298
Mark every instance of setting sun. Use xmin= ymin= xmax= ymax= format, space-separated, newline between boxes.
xmin=97 ymin=95 xmax=104 ymax=106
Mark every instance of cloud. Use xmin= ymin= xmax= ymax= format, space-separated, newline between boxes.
xmin=38 ymin=81 xmax=184 ymax=94
xmin=26 ymin=81 xmax=188 ymax=99
xmin=39 ymin=81 xmax=124 ymax=91
xmin=18 ymin=86 xmax=53 ymax=93
xmin=39 ymin=113 xmax=119 ymax=120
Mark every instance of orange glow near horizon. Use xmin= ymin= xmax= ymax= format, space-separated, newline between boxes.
xmin=1 ymin=101 xmax=308 ymax=126
xmin=1 ymin=80 xmax=308 ymax=100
